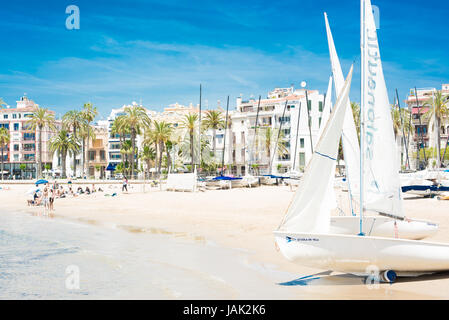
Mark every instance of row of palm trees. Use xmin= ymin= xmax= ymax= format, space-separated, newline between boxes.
xmin=2 ymin=91 xmax=446 ymax=180
xmin=23 ymin=103 xmax=98 ymax=179
xmin=110 ymin=109 xmax=226 ymax=179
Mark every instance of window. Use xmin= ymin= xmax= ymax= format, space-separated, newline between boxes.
xmin=24 ymin=154 xmax=35 ymax=161
xmin=3 ymin=114 xmax=8 ymax=119
xmin=13 ymin=154 xmax=19 ymax=161
xmin=22 ymin=123 xmax=32 ymax=130
xmin=76 ymin=159 xmax=80 ymax=165
xmin=24 ymin=144 xmax=35 ymax=151
xmin=14 ymin=144 xmax=19 ymax=151
xmin=299 ymin=152 xmax=306 ymax=167
xmin=300 ymin=138 xmax=305 ymax=149
xmin=319 ymin=101 xmax=323 ymax=112
xmin=88 ymin=151 xmax=96 ymax=161
xmin=23 ymin=133 xmax=35 ymax=141
xmin=279 ymin=116 xmax=290 ymax=124
xmin=12 ymin=114 xmax=17 ymax=119
xmin=14 ymin=123 xmax=19 ymax=131
xmin=307 ymin=100 xmax=311 ymax=112
xmin=319 ymin=117 xmax=322 ymax=127
xmin=100 ymin=150 xmax=106 ymax=161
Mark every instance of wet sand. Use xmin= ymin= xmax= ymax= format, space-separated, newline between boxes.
xmin=2 ymin=181 xmax=449 ymax=299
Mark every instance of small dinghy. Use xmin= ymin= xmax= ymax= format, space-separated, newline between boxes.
xmin=322 ymin=9 xmax=436 ymax=238
xmin=274 ymin=6 xmax=449 ymax=280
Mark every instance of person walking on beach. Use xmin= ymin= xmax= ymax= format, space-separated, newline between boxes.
xmin=49 ymin=188 xmax=55 ymax=211
xmin=42 ymin=186 xmax=49 ymax=215
xmin=122 ymin=176 xmax=128 ymax=192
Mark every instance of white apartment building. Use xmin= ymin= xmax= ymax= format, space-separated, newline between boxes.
xmin=405 ymin=84 xmax=449 ymax=170
xmin=0 ymin=96 xmax=56 ymax=179
xmin=214 ymin=87 xmax=325 ymax=176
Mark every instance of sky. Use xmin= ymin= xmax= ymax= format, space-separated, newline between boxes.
xmin=0 ymin=0 xmax=448 ymax=120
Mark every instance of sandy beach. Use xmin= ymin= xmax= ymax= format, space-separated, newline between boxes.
xmin=2 ymin=181 xmax=449 ymax=299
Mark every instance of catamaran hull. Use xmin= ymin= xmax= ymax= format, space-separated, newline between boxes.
xmin=330 ymin=216 xmax=438 ymax=240
xmin=274 ymin=231 xmax=449 ymax=273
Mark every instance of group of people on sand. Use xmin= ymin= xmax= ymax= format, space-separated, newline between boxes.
xmin=27 ymin=181 xmax=104 ymax=212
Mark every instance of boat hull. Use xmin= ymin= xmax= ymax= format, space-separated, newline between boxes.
xmin=274 ymin=231 xmax=449 ymax=273
xmin=330 ymin=216 xmax=438 ymax=240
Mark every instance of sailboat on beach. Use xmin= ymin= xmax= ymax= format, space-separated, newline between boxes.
xmin=324 ymin=11 xmax=437 ymax=240
xmin=274 ymin=0 xmax=449 ymax=281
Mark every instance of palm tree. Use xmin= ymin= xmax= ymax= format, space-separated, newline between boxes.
xmin=391 ymin=104 xmax=413 ymax=140
xmin=351 ymin=102 xmax=361 ymax=142
xmin=259 ymin=127 xmax=288 ymax=172
xmin=27 ymin=107 xmax=56 ymax=179
xmin=49 ymin=129 xmax=80 ymax=179
xmin=391 ymin=104 xmax=413 ymax=168
xmin=202 ymin=110 xmax=225 ymax=158
xmin=120 ymin=140 xmax=133 ymax=177
xmin=181 ymin=113 xmax=199 ymax=171
xmin=423 ymin=90 xmax=449 ymax=164
xmin=0 ymin=98 xmax=7 ymax=108
xmin=63 ymin=110 xmax=85 ymax=177
xmin=111 ymin=115 xmax=129 ymax=171
xmin=122 ymin=106 xmax=151 ymax=179
xmin=79 ymin=122 xmax=96 ymax=177
xmin=0 ymin=127 xmax=10 ymax=180
xmin=151 ymin=121 xmax=173 ymax=173
xmin=81 ymin=102 xmax=98 ymax=176
xmin=139 ymin=145 xmax=156 ymax=179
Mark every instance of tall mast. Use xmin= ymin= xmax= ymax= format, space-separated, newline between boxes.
xmin=198 ymin=84 xmax=202 ymax=170
xmin=415 ymin=86 xmax=427 ymax=169
xmin=269 ymin=99 xmax=289 ymax=175
xmin=221 ymin=96 xmax=230 ymax=176
xmin=292 ymin=102 xmax=302 ymax=172
xmin=396 ymin=89 xmax=411 ymax=170
xmin=359 ymin=0 xmax=365 ymax=236
xmin=305 ymin=90 xmax=314 ymax=154
xmin=249 ymin=96 xmax=262 ymax=175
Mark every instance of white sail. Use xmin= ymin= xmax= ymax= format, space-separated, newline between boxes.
xmin=361 ymin=0 xmax=403 ymax=218
xmin=279 ymin=65 xmax=353 ymax=233
xmin=317 ymin=76 xmax=338 ymax=211
xmin=325 ymin=12 xmax=361 ymax=203
xmin=319 ymin=76 xmax=338 ymax=211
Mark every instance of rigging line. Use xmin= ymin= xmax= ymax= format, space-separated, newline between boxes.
xmin=396 ymin=89 xmax=411 ymax=170
xmin=249 ymin=96 xmax=262 ymax=174
xmin=316 ymin=152 xmax=336 ymax=161
xmin=415 ymin=86 xmax=427 ymax=166
xmin=292 ymin=102 xmax=302 ymax=172
xmin=221 ymin=96 xmax=230 ymax=176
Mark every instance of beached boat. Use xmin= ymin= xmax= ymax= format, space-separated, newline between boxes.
xmin=401 ymin=170 xmax=449 ymax=196
xmin=275 ymin=3 xmax=449 ymax=281
xmin=323 ymin=10 xmax=436 ymax=237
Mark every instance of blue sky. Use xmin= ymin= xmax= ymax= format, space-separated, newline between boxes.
xmin=0 ymin=0 xmax=448 ymax=119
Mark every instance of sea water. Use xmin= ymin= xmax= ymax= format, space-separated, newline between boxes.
xmin=0 ymin=210 xmax=294 ymax=299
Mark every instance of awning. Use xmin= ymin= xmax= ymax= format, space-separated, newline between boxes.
xmin=106 ymin=163 xmax=118 ymax=171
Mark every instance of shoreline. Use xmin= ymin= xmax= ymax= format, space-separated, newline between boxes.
xmin=2 ymin=182 xmax=449 ymax=299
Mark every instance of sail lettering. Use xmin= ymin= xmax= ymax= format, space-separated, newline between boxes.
xmin=365 ymin=27 xmax=379 ymax=160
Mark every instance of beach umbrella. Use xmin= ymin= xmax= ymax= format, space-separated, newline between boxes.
xmin=35 ymin=179 xmax=48 ymax=185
